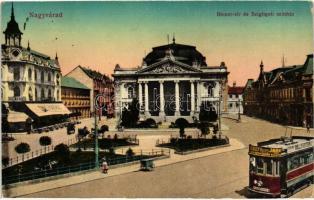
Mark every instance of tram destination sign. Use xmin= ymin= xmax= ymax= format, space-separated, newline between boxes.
xmin=249 ymin=145 xmax=283 ymax=157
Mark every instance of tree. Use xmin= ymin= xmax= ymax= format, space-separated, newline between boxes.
xmin=121 ymin=98 xmax=139 ymax=128
xmin=126 ymin=147 xmax=135 ymax=157
xmin=1 ymin=103 xmax=9 ymax=134
xmin=175 ymin=118 xmax=189 ymax=138
xmin=99 ymin=124 xmax=109 ymax=138
xmin=15 ymin=143 xmax=30 ymax=161
xmin=198 ymin=103 xmax=215 ymax=138
xmin=197 ymin=122 xmax=210 ymax=138
xmin=54 ymin=143 xmax=70 ymax=164
xmin=39 ymin=136 xmax=52 ymax=153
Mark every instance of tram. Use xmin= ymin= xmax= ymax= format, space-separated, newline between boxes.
xmin=248 ymin=136 xmax=314 ymax=197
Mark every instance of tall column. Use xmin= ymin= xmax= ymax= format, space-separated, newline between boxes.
xmin=196 ymin=81 xmax=201 ymax=113
xmin=175 ymin=80 xmax=180 ymax=116
xmin=159 ymin=80 xmax=165 ymax=118
xmin=144 ymin=81 xmax=149 ymax=116
xmin=190 ymin=80 xmax=195 ymax=115
xmin=138 ymin=81 xmax=142 ymax=111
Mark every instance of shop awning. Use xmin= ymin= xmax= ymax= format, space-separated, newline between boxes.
xmin=7 ymin=111 xmax=30 ymax=123
xmin=26 ymin=103 xmax=71 ymax=117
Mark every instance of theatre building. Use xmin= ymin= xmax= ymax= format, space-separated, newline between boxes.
xmin=1 ymin=4 xmax=70 ymax=132
xmin=243 ymin=54 xmax=313 ymax=127
xmin=113 ymin=38 xmax=229 ymax=123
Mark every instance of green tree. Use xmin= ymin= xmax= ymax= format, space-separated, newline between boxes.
xmin=54 ymin=143 xmax=70 ymax=164
xmin=15 ymin=143 xmax=30 ymax=161
xmin=121 ymin=98 xmax=139 ymax=128
xmin=175 ymin=118 xmax=189 ymax=138
xmin=39 ymin=136 xmax=52 ymax=153
xmin=1 ymin=103 xmax=9 ymax=134
xmin=126 ymin=147 xmax=135 ymax=157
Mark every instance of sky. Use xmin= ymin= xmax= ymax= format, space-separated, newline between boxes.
xmin=1 ymin=1 xmax=313 ymax=85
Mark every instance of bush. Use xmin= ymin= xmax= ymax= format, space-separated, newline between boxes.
xmin=54 ymin=143 xmax=70 ymax=164
xmin=2 ymin=156 xmax=9 ymax=167
xmin=15 ymin=143 xmax=30 ymax=154
xmin=39 ymin=136 xmax=52 ymax=146
xmin=126 ymin=148 xmax=135 ymax=157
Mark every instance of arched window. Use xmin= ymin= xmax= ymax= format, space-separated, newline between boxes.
xmin=48 ymin=73 xmax=51 ymax=82
xmin=56 ymin=89 xmax=59 ymax=101
xmin=13 ymin=67 xmax=20 ymax=81
xmin=28 ymin=68 xmax=32 ymax=81
xmin=128 ymin=87 xmax=134 ymax=99
xmin=48 ymin=89 xmax=52 ymax=99
xmin=35 ymin=88 xmax=38 ymax=101
xmin=28 ymin=87 xmax=33 ymax=101
xmin=41 ymin=71 xmax=45 ymax=83
xmin=41 ymin=88 xmax=45 ymax=100
xmin=56 ymin=74 xmax=60 ymax=85
xmin=208 ymin=86 xmax=213 ymax=97
xmin=13 ymin=86 xmax=20 ymax=97
xmin=35 ymin=70 xmax=37 ymax=81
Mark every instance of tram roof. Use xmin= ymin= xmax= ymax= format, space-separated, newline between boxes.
xmin=258 ymin=136 xmax=314 ymax=155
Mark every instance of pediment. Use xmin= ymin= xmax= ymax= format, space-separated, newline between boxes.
xmin=137 ymin=59 xmax=202 ymax=74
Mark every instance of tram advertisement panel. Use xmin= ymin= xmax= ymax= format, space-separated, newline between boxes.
xmin=249 ymin=145 xmax=283 ymax=157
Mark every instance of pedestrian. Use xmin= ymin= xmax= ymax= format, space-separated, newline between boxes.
xmin=303 ymin=120 xmax=306 ymax=128
xmin=306 ymin=123 xmax=310 ymax=133
xmin=102 ymin=158 xmax=109 ymax=174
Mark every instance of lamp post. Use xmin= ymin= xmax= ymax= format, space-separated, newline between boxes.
xmin=94 ymin=99 xmax=99 ymax=169
xmin=238 ymin=98 xmax=241 ymax=122
xmin=218 ymin=81 xmax=222 ymax=139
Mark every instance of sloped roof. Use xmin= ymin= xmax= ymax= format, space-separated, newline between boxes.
xmin=78 ymin=65 xmax=111 ymax=81
xmin=228 ymin=86 xmax=244 ymax=94
xmin=61 ymin=76 xmax=90 ymax=90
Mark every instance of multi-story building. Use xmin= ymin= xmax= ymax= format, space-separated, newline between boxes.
xmin=1 ymin=4 xmax=69 ymax=132
xmin=61 ymin=76 xmax=91 ymax=119
xmin=66 ymin=66 xmax=114 ymax=118
xmin=113 ymin=38 xmax=229 ymax=123
xmin=227 ymin=82 xmax=244 ymax=114
xmin=243 ymin=54 xmax=313 ymax=127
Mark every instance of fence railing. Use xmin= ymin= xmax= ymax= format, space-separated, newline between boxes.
xmin=3 ymin=137 xmax=78 ymax=169
xmin=2 ymin=148 xmax=170 ymax=185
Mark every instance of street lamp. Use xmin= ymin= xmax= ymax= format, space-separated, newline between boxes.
xmin=238 ymin=98 xmax=241 ymax=122
xmin=94 ymin=99 xmax=99 ymax=169
xmin=218 ymin=80 xmax=222 ymax=139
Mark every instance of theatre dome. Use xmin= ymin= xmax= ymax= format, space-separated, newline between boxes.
xmin=143 ymin=39 xmax=207 ymax=66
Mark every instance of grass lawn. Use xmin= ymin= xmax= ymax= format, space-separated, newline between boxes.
xmin=157 ymin=137 xmax=229 ymax=152
xmin=70 ymin=138 xmax=138 ymax=150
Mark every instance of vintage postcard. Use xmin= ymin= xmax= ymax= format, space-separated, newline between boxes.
xmin=1 ymin=0 xmax=313 ymax=198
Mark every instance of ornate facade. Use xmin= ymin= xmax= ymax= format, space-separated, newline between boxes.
xmin=61 ymin=76 xmax=91 ymax=119
xmin=113 ymin=39 xmax=229 ymax=123
xmin=1 ymin=5 xmax=61 ymax=104
xmin=243 ymin=54 xmax=313 ymax=127
xmin=1 ymin=4 xmax=69 ymax=132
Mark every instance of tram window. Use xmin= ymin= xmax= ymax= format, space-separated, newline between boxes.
xmin=256 ymin=158 xmax=264 ymax=174
xmin=250 ymin=157 xmax=256 ymax=173
xmin=273 ymin=161 xmax=280 ymax=176
xmin=266 ymin=160 xmax=272 ymax=175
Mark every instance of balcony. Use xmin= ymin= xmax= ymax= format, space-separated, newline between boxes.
xmin=8 ymin=96 xmax=26 ymax=102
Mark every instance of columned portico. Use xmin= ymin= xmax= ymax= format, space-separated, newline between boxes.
xmin=144 ymin=81 xmax=149 ymax=116
xmin=113 ymin=40 xmax=229 ymax=124
xmin=196 ymin=81 xmax=201 ymax=113
xmin=175 ymin=80 xmax=180 ymax=116
xmin=138 ymin=81 xmax=143 ymax=111
xmin=159 ymin=80 xmax=165 ymax=119
xmin=190 ymin=80 xmax=195 ymax=115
